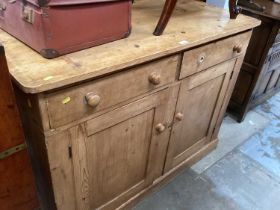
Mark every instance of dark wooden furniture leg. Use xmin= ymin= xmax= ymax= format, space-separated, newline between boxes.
xmin=229 ymin=0 xmax=242 ymax=19
xmin=153 ymin=0 xmax=178 ymax=36
xmin=154 ymin=0 xmax=241 ymax=36
xmin=0 ymin=45 xmax=39 ymax=210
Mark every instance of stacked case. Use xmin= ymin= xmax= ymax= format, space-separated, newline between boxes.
xmin=0 ymin=0 xmax=132 ymax=58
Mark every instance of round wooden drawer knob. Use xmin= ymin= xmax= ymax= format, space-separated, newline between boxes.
xmin=233 ymin=45 xmax=242 ymax=53
xmin=175 ymin=112 xmax=184 ymax=121
xmin=148 ymin=72 xmax=161 ymax=85
xmin=155 ymin=123 xmax=165 ymax=133
xmin=85 ymin=93 xmax=101 ymax=108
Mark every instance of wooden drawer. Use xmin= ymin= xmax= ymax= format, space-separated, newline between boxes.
xmin=45 ymin=55 xmax=179 ymax=128
xmin=180 ymin=32 xmax=251 ymax=79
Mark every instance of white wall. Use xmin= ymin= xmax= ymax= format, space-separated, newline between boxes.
xmin=206 ymin=0 xmax=229 ymax=9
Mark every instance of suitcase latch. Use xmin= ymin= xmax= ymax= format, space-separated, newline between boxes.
xmin=22 ymin=6 xmax=34 ymax=24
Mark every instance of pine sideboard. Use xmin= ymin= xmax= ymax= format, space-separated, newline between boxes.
xmin=1 ymin=0 xmax=260 ymax=209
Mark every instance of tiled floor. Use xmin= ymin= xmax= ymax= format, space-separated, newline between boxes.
xmin=134 ymin=92 xmax=280 ymax=210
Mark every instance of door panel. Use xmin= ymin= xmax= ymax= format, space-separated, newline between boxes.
xmin=87 ymin=109 xmax=154 ymax=209
xmin=174 ymin=76 xmax=224 ymax=156
xmin=164 ymin=59 xmax=236 ymax=172
xmin=70 ymin=86 xmax=179 ymax=210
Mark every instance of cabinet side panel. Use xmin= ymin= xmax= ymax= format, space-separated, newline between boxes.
xmin=20 ymin=121 xmax=56 ymax=210
xmin=218 ymin=56 xmax=246 ymax=132
xmin=244 ymin=13 xmax=274 ymax=66
xmin=14 ymin=89 xmax=56 ymax=210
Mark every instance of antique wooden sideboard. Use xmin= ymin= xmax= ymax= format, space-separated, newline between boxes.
xmin=228 ymin=0 xmax=280 ymax=122
xmin=0 ymin=46 xmax=39 ymax=210
xmin=1 ymin=0 xmax=260 ymax=209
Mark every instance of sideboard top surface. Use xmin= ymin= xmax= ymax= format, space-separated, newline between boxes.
xmin=0 ymin=0 xmax=260 ymax=94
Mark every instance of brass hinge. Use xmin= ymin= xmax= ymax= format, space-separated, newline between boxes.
xmin=0 ymin=143 xmax=27 ymax=160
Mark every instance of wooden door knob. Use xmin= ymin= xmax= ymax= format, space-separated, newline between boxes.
xmin=233 ymin=45 xmax=242 ymax=53
xmin=148 ymin=72 xmax=161 ymax=85
xmin=85 ymin=93 xmax=101 ymax=108
xmin=155 ymin=123 xmax=165 ymax=133
xmin=175 ymin=112 xmax=184 ymax=121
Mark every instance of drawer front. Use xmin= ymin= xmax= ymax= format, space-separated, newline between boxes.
xmin=46 ymin=55 xmax=179 ymax=128
xmin=180 ymin=31 xmax=251 ymax=79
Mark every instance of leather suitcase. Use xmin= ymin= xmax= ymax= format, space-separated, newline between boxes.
xmin=0 ymin=0 xmax=132 ymax=58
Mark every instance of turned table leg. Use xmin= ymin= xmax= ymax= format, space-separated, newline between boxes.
xmin=153 ymin=0 xmax=178 ymax=36
xmin=154 ymin=0 xmax=241 ymax=36
xmin=229 ymin=0 xmax=241 ymax=19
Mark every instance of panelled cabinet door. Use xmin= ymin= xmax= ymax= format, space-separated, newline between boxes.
xmin=164 ymin=59 xmax=237 ymax=172
xmin=69 ymin=86 xmax=178 ymax=210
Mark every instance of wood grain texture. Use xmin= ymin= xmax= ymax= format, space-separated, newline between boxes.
xmin=240 ymin=0 xmax=280 ymax=21
xmin=46 ymin=131 xmax=77 ymax=210
xmin=228 ymin=4 xmax=280 ymax=122
xmin=45 ymin=55 xmax=178 ymax=128
xmin=0 ymin=46 xmax=24 ymax=151
xmin=68 ymin=86 xmax=179 ymax=210
xmin=9 ymin=3 xmax=255 ymax=209
xmin=69 ymin=125 xmax=91 ymax=210
xmin=153 ymin=0 xmax=178 ymax=35
xmin=164 ymin=59 xmax=235 ymax=172
xmin=180 ymin=32 xmax=251 ymax=79
xmin=118 ymin=139 xmax=219 ymax=210
xmin=0 ymin=46 xmax=39 ymax=210
xmin=213 ymin=55 xmax=246 ymax=140
xmin=1 ymin=0 xmax=260 ymax=94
